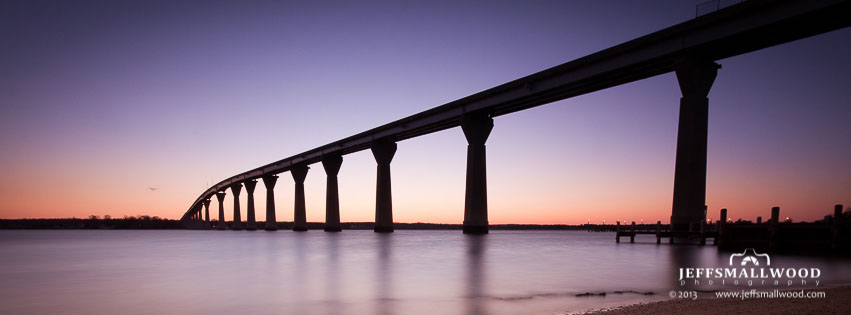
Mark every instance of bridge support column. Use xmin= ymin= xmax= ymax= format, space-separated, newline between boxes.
xmin=263 ymin=175 xmax=279 ymax=231
xmin=230 ymin=183 xmax=243 ymax=231
xmin=291 ymin=165 xmax=309 ymax=232
xmin=670 ymin=57 xmax=719 ymax=236
xmin=216 ymin=191 xmax=227 ymax=230
xmin=203 ymin=199 xmax=211 ymax=227
xmin=371 ymin=139 xmax=396 ymax=233
xmin=322 ymin=155 xmax=343 ymax=232
xmin=462 ymin=113 xmax=493 ymax=234
xmin=245 ymin=180 xmax=258 ymax=231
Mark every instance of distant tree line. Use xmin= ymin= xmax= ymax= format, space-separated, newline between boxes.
xmin=0 ymin=215 xmax=183 ymax=229
xmin=3 ymin=208 xmax=848 ymax=230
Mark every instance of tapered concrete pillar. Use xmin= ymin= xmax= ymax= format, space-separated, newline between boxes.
xmin=263 ymin=175 xmax=279 ymax=231
xmin=230 ymin=183 xmax=243 ymax=231
xmin=371 ymin=139 xmax=396 ymax=233
xmin=322 ymin=155 xmax=343 ymax=232
xmin=462 ymin=113 xmax=494 ymax=234
xmin=244 ymin=180 xmax=258 ymax=231
xmin=291 ymin=165 xmax=309 ymax=232
xmin=670 ymin=57 xmax=719 ymax=235
xmin=203 ymin=199 xmax=211 ymax=224
xmin=216 ymin=191 xmax=227 ymax=230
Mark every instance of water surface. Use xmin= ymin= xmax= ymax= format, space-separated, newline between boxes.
xmin=1 ymin=230 xmax=849 ymax=315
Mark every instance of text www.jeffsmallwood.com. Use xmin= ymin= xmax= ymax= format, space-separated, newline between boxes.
xmin=715 ymin=289 xmax=826 ymax=300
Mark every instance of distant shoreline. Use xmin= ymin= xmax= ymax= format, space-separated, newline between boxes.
xmin=0 ymin=218 xmax=601 ymax=230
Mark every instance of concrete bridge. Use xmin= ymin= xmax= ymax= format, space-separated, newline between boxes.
xmin=181 ymin=0 xmax=850 ymax=235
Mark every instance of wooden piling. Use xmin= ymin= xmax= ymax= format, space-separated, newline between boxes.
xmin=667 ymin=222 xmax=673 ymax=244
xmin=769 ymin=206 xmax=780 ymax=251
xmin=656 ymin=221 xmax=662 ymax=244
xmin=833 ymin=204 xmax=844 ymax=251
xmin=630 ymin=221 xmax=636 ymax=243
xmin=713 ymin=220 xmax=720 ymax=245
xmin=717 ymin=208 xmax=727 ymax=247
xmin=616 ymin=221 xmax=621 ymax=243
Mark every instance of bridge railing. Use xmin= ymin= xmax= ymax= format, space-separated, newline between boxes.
xmin=696 ymin=0 xmax=745 ymax=17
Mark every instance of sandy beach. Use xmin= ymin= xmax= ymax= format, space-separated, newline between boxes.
xmin=581 ymin=287 xmax=851 ymax=315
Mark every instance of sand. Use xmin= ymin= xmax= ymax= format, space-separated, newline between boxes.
xmin=580 ymin=287 xmax=851 ymax=315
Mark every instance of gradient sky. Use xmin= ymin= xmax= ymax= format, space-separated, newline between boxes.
xmin=1 ymin=0 xmax=849 ymax=224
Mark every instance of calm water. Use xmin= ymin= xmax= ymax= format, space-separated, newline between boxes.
xmin=1 ymin=230 xmax=850 ymax=315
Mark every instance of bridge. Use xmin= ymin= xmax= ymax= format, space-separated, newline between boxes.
xmin=180 ymin=0 xmax=850 ymax=235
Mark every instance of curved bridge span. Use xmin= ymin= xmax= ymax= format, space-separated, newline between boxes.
xmin=181 ymin=0 xmax=850 ymax=234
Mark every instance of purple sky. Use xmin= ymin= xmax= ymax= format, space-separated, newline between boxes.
xmin=1 ymin=0 xmax=849 ymax=223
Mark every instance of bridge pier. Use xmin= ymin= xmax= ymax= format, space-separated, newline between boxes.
xmin=322 ymin=155 xmax=343 ymax=232
xmin=203 ymin=199 xmax=211 ymax=227
xmin=462 ymin=113 xmax=493 ymax=234
xmin=291 ymin=165 xmax=309 ymax=232
xmin=230 ymin=183 xmax=243 ymax=231
xmin=216 ymin=191 xmax=227 ymax=230
xmin=263 ymin=175 xmax=279 ymax=231
xmin=244 ymin=180 xmax=258 ymax=231
xmin=371 ymin=139 xmax=396 ymax=233
xmin=670 ymin=57 xmax=718 ymax=237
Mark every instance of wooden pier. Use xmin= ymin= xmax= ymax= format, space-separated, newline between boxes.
xmin=615 ymin=220 xmax=719 ymax=245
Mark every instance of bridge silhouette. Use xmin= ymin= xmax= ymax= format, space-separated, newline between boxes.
xmin=181 ymin=0 xmax=850 ymax=235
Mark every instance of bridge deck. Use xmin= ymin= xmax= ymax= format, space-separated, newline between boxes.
xmin=183 ymin=0 xmax=851 ymax=220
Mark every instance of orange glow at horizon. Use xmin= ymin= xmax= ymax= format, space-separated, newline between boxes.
xmin=2 ymin=110 xmax=847 ymax=225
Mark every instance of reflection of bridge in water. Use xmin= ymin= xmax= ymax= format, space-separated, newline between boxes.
xmin=181 ymin=0 xmax=850 ymax=235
